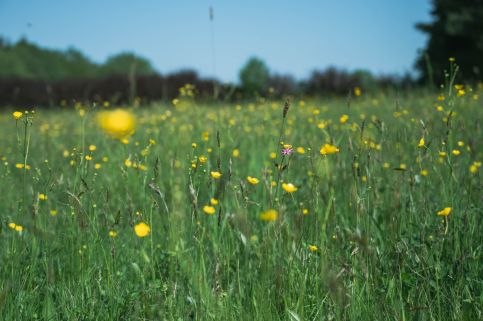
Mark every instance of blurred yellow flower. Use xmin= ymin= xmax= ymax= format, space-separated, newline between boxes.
xmin=39 ymin=193 xmax=48 ymax=201
xmin=247 ymin=176 xmax=259 ymax=185
xmin=308 ymin=245 xmax=318 ymax=252
xmin=339 ymin=114 xmax=349 ymax=124
xmin=109 ymin=230 xmax=118 ymax=238
xmin=134 ymin=222 xmax=150 ymax=237
xmin=98 ymin=109 xmax=136 ymax=139
xmin=13 ymin=111 xmax=23 ymax=120
xmin=88 ymin=145 xmax=96 ymax=151
xmin=418 ymin=138 xmax=425 ymax=148
xmin=452 ymin=149 xmax=461 ymax=156
xmin=203 ymin=205 xmax=216 ymax=215
xmin=210 ymin=171 xmax=222 ymax=179
xmin=437 ymin=207 xmax=452 ymax=216
xmin=232 ymin=149 xmax=240 ymax=158
xmin=320 ymin=144 xmax=340 ymax=155
xmin=354 ymin=87 xmax=362 ymax=97
xmin=260 ymin=209 xmax=278 ymax=222
xmin=282 ymin=183 xmax=297 ymax=193
xmin=296 ymin=147 xmax=305 ymax=154
xmin=210 ymin=198 xmax=219 ymax=205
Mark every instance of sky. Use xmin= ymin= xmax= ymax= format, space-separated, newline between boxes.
xmin=0 ymin=0 xmax=432 ymax=83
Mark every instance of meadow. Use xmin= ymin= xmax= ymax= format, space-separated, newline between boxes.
xmin=0 ymin=83 xmax=481 ymax=320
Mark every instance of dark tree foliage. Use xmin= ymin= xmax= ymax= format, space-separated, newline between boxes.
xmin=415 ymin=0 xmax=483 ymax=84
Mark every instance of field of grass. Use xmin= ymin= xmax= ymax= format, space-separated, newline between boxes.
xmin=0 ymin=85 xmax=482 ymax=320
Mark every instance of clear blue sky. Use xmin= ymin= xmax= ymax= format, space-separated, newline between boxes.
xmin=0 ymin=0 xmax=431 ymax=82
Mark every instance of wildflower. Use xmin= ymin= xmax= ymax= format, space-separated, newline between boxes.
xmin=418 ymin=138 xmax=425 ymax=148
xmin=13 ymin=111 xmax=23 ymax=120
xmin=192 ymin=143 xmax=197 ymax=148
xmin=354 ymin=87 xmax=362 ymax=97
xmin=203 ymin=205 xmax=216 ymax=215
xmin=94 ymin=163 xmax=102 ymax=169
xmin=282 ymin=147 xmax=293 ymax=155
xmin=199 ymin=156 xmax=207 ymax=164
xmin=8 ymin=223 xmax=16 ymax=229
xmin=50 ymin=210 xmax=58 ymax=216
xmin=15 ymin=163 xmax=24 ymax=169
xmin=270 ymin=152 xmax=277 ymax=159
xmin=282 ymin=183 xmax=298 ymax=193
xmin=382 ymin=162 xmax=390 ymax=169
xmin=399 ymin=163 xmax=407 ymax=170
xmin=452 ymin=149 xmax=461 ymax=156
xmin=15 ymin=225 xmax=23 ymax=232
xmin=210 ymin=171 xmax=222 ymax=179
xmin=232 ymin=149 xmax=240 ymax=158
xmin=210 ymin=198 xmax=219 ymax=205
xmin=457 ymin=141 xmax=464 ymax=147
xmin=296 ymin=147 xmax=305 ymax=154
xmin=247 ymin=176 xmax=260 ymax=185
xmin=85 ymin=155 xmax=92 ymax=161
xmin=439 ymin=151 xmax=447 ymax=157
xmin=109 ymin=230 xmax=118 ymax=238
xmin=437 ymin=207 xmax=452 ymax=216
xmin=98 ymin=109 xmax=136 ymax=139
xmin=134 ymin=222 xmax=151 ymax=237
xmin=302 ymin=209 xmax=309 ymax=215
xmin=124 ymin=159 xmax=132 ymax=167
xmin=260 ymin=209 xmax=278 ymax=222
xmin=308 ymin=245 xmax=318 ymax=252
xmin=88 ymin=145 xmax=97 ymax=151
xmin=39 ymin=193 xmax=48 ymax=201
xmin=320 ymin=144 xmax=340 ymax=155
xmin=420 ymin=169 xmax=428 ymax=176
xmin=339 ymin=114 xmax=349 ymax=124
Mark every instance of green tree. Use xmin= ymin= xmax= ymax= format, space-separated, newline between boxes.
xmin=239 ymin=57 xmax=270 ymax=94
xmin=101 ymin=52 xmax=155 ymax=77
xmin=415 ymin=0 xmax=483 ymax=84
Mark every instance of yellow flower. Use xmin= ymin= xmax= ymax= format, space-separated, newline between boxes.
xmin=88 ymin=145 xmax=97 ymax=151
xmin=439 ymin=151 xmax=447 ymax=157
xmin=134 ymin=222 xmax=151 ymax=237
xmin=232 ymin=149 xmax=240 ymax=158
xmin=50 ymin=210 xmax=58 ymax=216
xmin=124 ymin=159 xmax=132 ymax=167
xmin=420 ymin=169 xmax=428 ymax=176
xmin=13 ymin=111 xmax=23 ymax=120
xmin=282 ymin=183 xmax=298 ymax=193
xmin=109 ymin=230 xmax=118 ymax=238
xmin=203 ymin=205 xmax=216 ymax=215
xmin=418 ymin=138 xmax=425 ymax=148
xmin=296 ymin=147 xmax=305 ymax=154
xmin=210 ymin=198 xmax=219 ymax=205
xmin=308 ymin=245 xmax=318 ymax=252
xmin=39 ymin=193 xmax=48 ymax=201
xmin=260 ymin=209 xmax=278 ymax=222
xmin=210 ymin=171 xmax=222 ymax=179
xmin=94 ymin=163 xmax=102 ymax=169
xmin=354 ymin=87 xmax=362 ymax=97
xmin=199 ymin=156 xmax=207 ymax=164
xmin=382 ymin=162 xmax=390 ymax=169
xmin=457 ymin=141 xmax=465 ymax=147
xmin=85 ymin=155 xmax=92 ymax=161
xmin=97 ymin=109 xmax=136 ymax=139
xmin=302 ymin=209 xmax=309 ymax=215
xmin=270 ymin=152 xmax=277 ymax=159
xmin=247 ymin=176 xmax=259 ymax=185
xmin=15 ymin=163 xmax=24 ymax=169
xmin=452 ymin=149 xmax=461 ymax=156
xmin=15 ymin=225 xmax=23 ymax=232
xmin=437 ymin=207 xmax=452 ymax=216
xmin=320 ymin=144 xmax=340 ymax=155
xmin=399 ymin=163 xmax=407 ymax=170
xmin=8 ymin=223 xmax=16 ymax=229
xmin=339 ymin=114 xmax=349 ymax=124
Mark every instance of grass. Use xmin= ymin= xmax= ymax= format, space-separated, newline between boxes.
xmin=0 ymin=85 xmax=482 ymax=320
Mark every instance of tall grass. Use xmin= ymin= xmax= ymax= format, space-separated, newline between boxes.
xmin=0 ymin=84 xmax=481 ymax=320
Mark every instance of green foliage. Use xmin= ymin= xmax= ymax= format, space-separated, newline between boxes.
xmin=0 ymin=37 xmax=155 ymax=80
xmin=415 ymin=0 xmax=483 ymax=83
xmin=101 ymin=52 xmax=156 ymax=76
xmin=239 ymin=57 xmax=270 ymax=94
